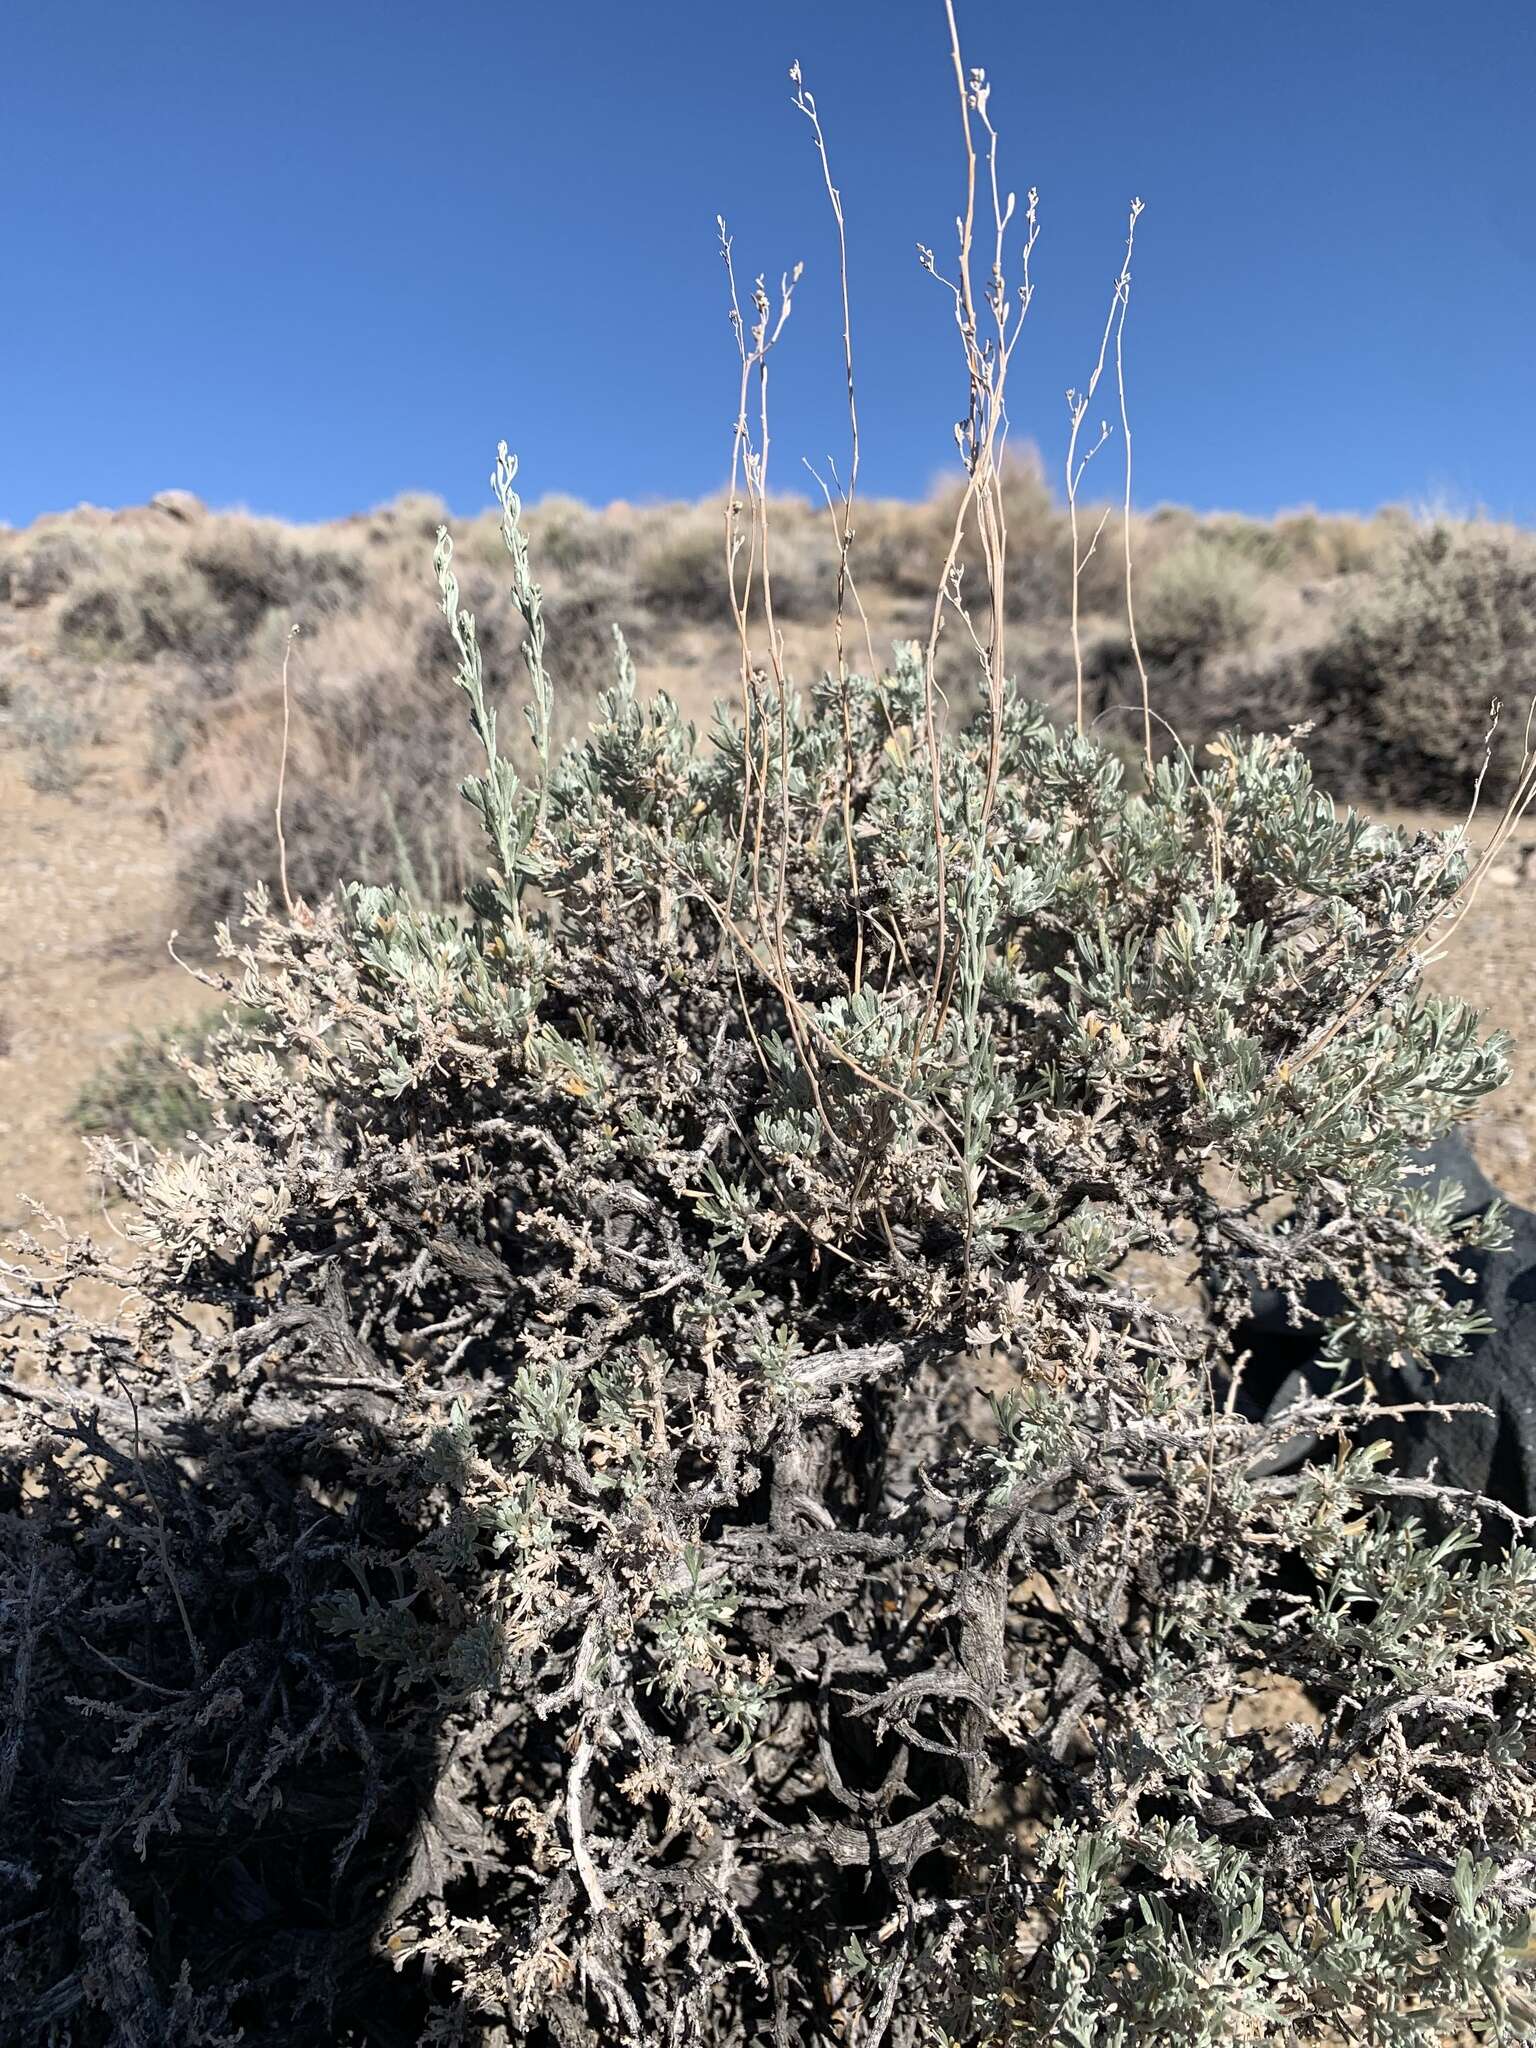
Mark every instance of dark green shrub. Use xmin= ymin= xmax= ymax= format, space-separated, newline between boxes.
xmin=5 ymin=447 xmax=1534 ymax=2045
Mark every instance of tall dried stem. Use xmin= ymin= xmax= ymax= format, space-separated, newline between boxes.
xmin=274 ymin=623 xmax=300 ymax=916
xmin=913 ymin=1 xmax=1039 ymax=1063
xmin=1114 ymin=198 xmax=1152 ymax=774
xmin=792 ymin=61 xmax=873 ymax=993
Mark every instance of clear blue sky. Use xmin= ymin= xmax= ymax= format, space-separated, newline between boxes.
xmin=2 ymin=1 xmax=1532 ymax=528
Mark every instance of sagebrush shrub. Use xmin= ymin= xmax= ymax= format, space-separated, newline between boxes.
xmin=633 ymin=500 xmax=835 ymax=623
xmin=70 ymin=1011 xmax=248 ymax=1148
xmin=1303 ymin=520 xmax=1536 ymax=807
xmin=1133 ymin=537 xmax=1264 ymax=663
xmin=169 ymin=701 xmax=479 ymax=931
xmin=51 ymin=524 xmax=367 ymax=677
xmin=3 ymin=526 xmax=92 ymax=608
xmin=857 ymin=454 xmax=1123 ymax=623
xmin=55 ymin=560 xmax=229 ymax=666
xmin=7 ymin=676 xmax=107 ymax=794
xmin=1183 ymin=509 xmax=1400 ymax=582
xmin=4 ymin=447 xmax=1534 ymax=2046
xmin=526 ymin=495 xmax=637 ymax=583
xmin=186 ymin=523 xmax=367 ymax=648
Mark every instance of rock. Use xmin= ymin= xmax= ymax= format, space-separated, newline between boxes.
xmin=149 ymin=490 xmax=206 ymax=523
xmin=1236 ymin=1130 xmax=1536 ymax=1517
xmin=1390 ymin=1133 xmax=1536 ymax=1515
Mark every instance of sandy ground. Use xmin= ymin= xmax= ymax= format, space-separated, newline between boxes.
xmin=0 ymin=679 xmax=213 ymax=1245
xmin=2 ymin=631 xmax=1534 ymax=1243
xmin=1390 ymin=816 xmax=1536 ymax=1204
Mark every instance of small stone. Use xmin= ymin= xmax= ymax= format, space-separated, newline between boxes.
xmin=149 ymin=490 xmax=206 ymax=523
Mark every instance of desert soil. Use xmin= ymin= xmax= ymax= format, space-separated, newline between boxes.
xmin=0 ymin=673 xmax=212 ymax=1245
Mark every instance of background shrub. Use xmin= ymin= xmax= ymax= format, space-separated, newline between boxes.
xmin=1298 ymin=520 xmax=1536 ymax=807
xmin=6 ymin=475 xmax=1515 ymax=845
xmin=161 ymin=563 xmax=638 ymax=936
xmin=56 ymin=559 xmax=234 ymax=667
xmin=632 ymin=498 xmax=837 ymax=622
xmin=3 ymin=525 xmax=94 ymax=608
xmin=186 ymin=522 xmax=366 ymax=640
xmin=857 ymin=453 xmax=1126 ymax=622
xmin=4 ymin=676 xmax=107 ymax=794
xmin=70 ymin=1015 xmax=228 ymax=1147
xmin=1133 ymin=536 xmax=1265 ymax=663
xmin=527 ymin=493 xmax=638 ymax=582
